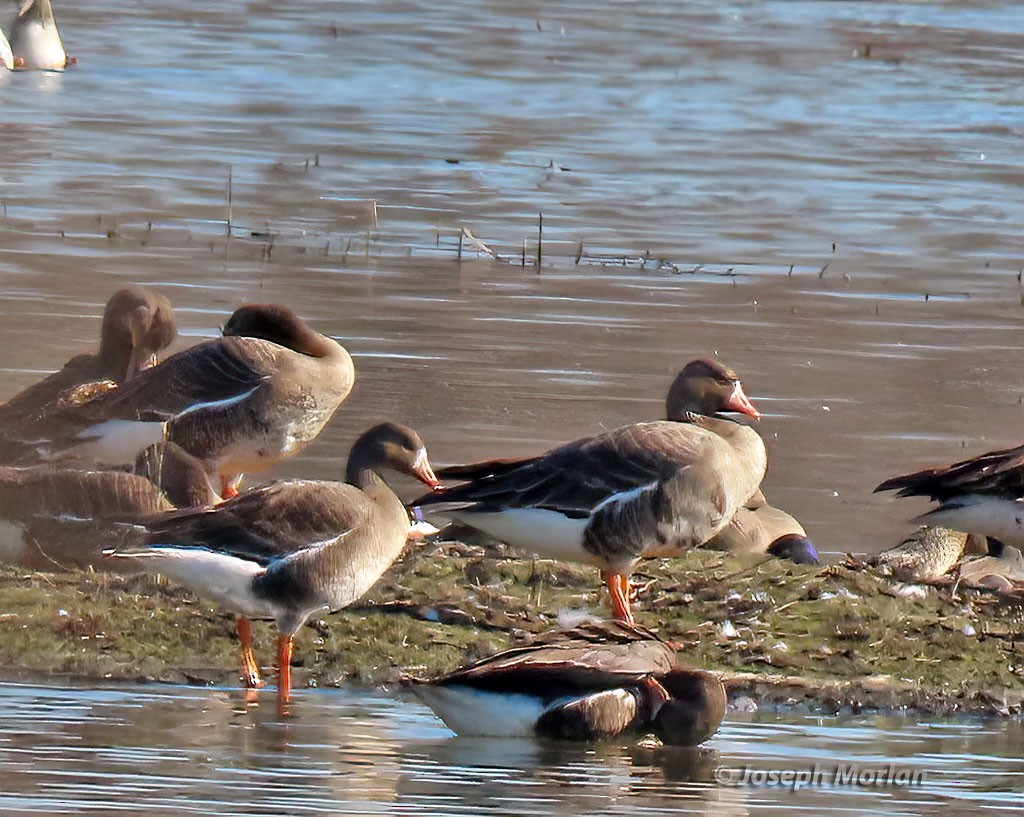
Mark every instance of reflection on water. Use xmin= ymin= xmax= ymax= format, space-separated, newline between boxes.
xmin=0 ymin=681 xmax=1020 ymax=816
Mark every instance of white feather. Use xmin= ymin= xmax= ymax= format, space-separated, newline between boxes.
xmin=67 ymin=419 xmax=167 ymax=465
xmin=439 ymin=508 xmax=592 ymax=564
xmin=114 ymin=547 xmax=271 ymax=617
xmin=918 ymin=495 xmax=1024 ymax=547
xmin=412 ymin=685 xmax=547 ymax=737
xmin=592 ymin=482 xmax=658 ymax=514
xmin=173 ymin=385 xmax=261 ymax=421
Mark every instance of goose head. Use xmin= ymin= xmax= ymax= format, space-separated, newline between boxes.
xmin=99 ymin=287 xmax=177 ymax=384
xmin=666 ymin=359 xmax=760 ymax=421
xmin=346 ymin=422 xmax=440 ymax=490
xmin=651 ymin=668 xmax=727 ymax=746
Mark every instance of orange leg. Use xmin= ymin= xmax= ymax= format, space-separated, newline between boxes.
xmin=602 ymin=571 xmax=635 ymax=625
xmin=276 ymin=634 xmax=294 ymax=712
xmin=237 ymin=617 xmax=263 ymax=689
xmin=220 ymin=474 xmax=243 ymax=499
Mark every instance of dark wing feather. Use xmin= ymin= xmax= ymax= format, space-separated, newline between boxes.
xmin=142 ymin=480 xmax=370 ymax=566
xmin=876 ymin=443 xmax=1024 ymax=500
xmin=419 ymin=422 xmax=708 ymax=516
xmin=429 ymin=624 xmax=676 ymax=697
xmin=94 ymin=337 xmax=269 ymax=421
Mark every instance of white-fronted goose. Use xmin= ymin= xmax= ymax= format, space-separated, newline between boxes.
xmin=704 ymin=489 xmax=820 ymax=565
xmin=876 ymin=444 xmax=1024 ymax=548
xmin=9 ymin=0 xmax=67 ymax=71
xmin=0 ymin=287 xmax=177 ymax=433
xmin=409 ymin=621 xmax=726 ymax=745
xmin=0 ymin=442 xmax=216 ymax=570
xmin=112 ymin=422 xmax=439 ymax=709
xmin=417 ymin=359 xmax=765 ymax=624
xmin=1 ymin=304 xmax=354 ymax=495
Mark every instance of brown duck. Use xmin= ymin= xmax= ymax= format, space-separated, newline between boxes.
xmin=416 ymin=359 xmax=765 ymax=624
xmin=112 ymin=422 xmax=439 ymax=709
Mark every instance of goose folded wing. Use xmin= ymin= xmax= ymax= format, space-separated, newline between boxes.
xmin=143 ymin=481 xmax=370 ymax=566
xmin=421 ymin=423 xmax=710 ymax=516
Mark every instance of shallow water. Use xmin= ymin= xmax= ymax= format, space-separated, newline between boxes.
xmin=0 ymin=680 xmax=1021 ymax=816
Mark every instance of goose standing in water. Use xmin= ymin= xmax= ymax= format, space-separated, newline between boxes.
xmin=113 ymin=422 xmax=439 ymax=710
xmin=409 ymin=621 xmax=726 ymax=745
xmin=8 ymin=0 xmax=67 ymax=71
xmin=417 ymin=359 xmax=765 ymax=624
xmin=0 ymin=286 xmax=177 ymax=432
xmin=0 ymin=304 xmax=355 ymax=498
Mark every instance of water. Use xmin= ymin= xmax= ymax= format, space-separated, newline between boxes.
xmin=0 ymin=681 xmax=1020 ymax=816
xmin=1 ymin=0 xmax=1022 ymax=809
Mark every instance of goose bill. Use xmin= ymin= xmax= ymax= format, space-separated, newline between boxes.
xmin=411 ymin=448 xmax=441 ymax=489
xmin=724 ymin=382 xmax=760 ymax=419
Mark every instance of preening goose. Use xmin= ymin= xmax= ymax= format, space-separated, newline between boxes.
xmin=112 ymin=422 xmax=439 ymax=710
xmin=417 ymin=359 xmax=765 ymax=624
xmin=409 ymin=621 xmax=726 ymax=745
xmin=0 ymin=286 xmax=176 ymax=432
xmin=0 ymin=304 xmax=354 ymax=496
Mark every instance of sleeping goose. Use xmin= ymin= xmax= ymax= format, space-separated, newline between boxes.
xmin=0 ymin=442 xmax=217 ymax=570
xmin=0 ymin=286 xmax=177 ymax=432
xmin=409 ymin=621 xmax=726 ymax=745
xmin=0 ymin=304 xmax=355 ymax=496
xmin=8 ymin=0 xmax=66 ymax=71
xmin=416 ymin=359 xmax=765 ymax=624
xmin=875 ymin=443 xmax=1024 ymax=548
xmin=112 ymin=422 xmax=439 ymax=709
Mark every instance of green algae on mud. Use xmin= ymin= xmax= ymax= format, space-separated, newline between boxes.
xmin=0 ymin=540 xmax=1021 ymax=716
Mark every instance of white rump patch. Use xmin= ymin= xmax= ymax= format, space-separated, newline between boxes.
xmin=446 ymin=508 xmax=590 ymax=564
xmin=919 ymin=495 xmax=1024 ymax=547
xmin=70 ymin=420 xmax=166 ymax=465
xmin=412 ymin=685 xmax=546 ymax=737
xmin=114 ymin=547 xmax=270 ymax=617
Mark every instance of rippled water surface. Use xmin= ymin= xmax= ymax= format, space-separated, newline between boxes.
xmin=0 ymin=681 xmax=1021 ymax=816
xmin=1 ymin=2 xmax=1022 ymax=809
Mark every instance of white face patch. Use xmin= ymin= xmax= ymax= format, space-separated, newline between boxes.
xmin=412 ymin=447 xmax=428 ymax=471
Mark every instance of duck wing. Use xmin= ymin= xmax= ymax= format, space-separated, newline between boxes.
xmin=876 ymin=443 xmax=1024 ymax=501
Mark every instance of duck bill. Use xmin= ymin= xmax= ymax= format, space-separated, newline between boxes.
xmin=725 ymin=382 xmax=760 ymax=419
xmin=410 ymin=448 xmax=441 ymax=491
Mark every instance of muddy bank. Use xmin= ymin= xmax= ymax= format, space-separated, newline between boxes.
xmin=1 ymin=537 xmax=1021 ymax=717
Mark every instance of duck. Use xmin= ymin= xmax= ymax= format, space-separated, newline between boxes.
xmin=110 ymin=422 xmax=440 ymax=709
xmin=0 ymin=304 xmax=355 ymax=497
xmin=704 ymin=489 xmax=820 ymax=565
xmin=869 ymin=525 xmax=985 ymax=582
xmin=0 ymin=442 xmax=217 ymax=571
xmin=8 ymin=0 xmax=67 ymax=71
xmin=875 ymin=443 xmax=1024 ymax=548
xmin=407 ymin=621 xmax=726 ymax=745
xmin=0 ymin=287 xmax=177 ymax=433
xmin=416 ymin=359 xmax=765 ymax=625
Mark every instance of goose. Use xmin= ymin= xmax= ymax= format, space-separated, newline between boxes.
xmin=704 ymin=489 xmax=820 ymax=565
xmin=875 ymin=443 xmax=1024 ymax=549
xmin=0 ymin=442 xmax=217 ymax=570
xmin=0 ymin=304 xmax=355 ymax=497
xmin=416 ymin=359 xmax=765 ymax=624
xmin=111 ymin=422 xmax=439 ymax=708
xmin=8 ymin=0 xmax=66 ymax=71
xmin=0 ymin=287 xmax=177 ymax=432
xmin=408 ymin=621 xmax=726 ymax=745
